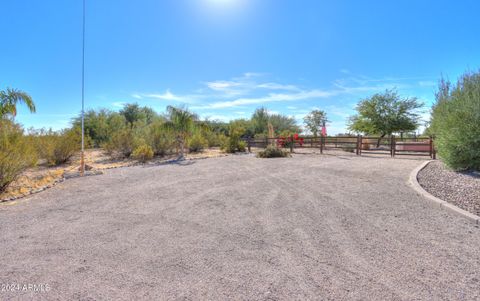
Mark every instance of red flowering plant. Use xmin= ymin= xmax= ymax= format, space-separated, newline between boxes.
xmin=277 ymin=133 xmax=304 ymax=148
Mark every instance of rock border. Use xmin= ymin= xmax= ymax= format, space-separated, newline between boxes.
xmin=409 ymin=160 xmax=480 ymax=224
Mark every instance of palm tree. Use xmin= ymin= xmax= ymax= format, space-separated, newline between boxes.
xmin=0 ymin=88 xmax=36 ymax=118
xmin=163 ymin=106 xmax=196 ymax=159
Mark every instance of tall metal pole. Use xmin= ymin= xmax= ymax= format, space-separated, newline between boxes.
xmin=80 ymin=0 xmax=86 ymax=176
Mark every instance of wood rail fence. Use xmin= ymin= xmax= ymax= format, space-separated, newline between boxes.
xmin=243 ymin=135 xmax=436 ymax=159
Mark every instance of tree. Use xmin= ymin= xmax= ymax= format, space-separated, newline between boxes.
xmin=163 ymin=106 xmax=196 ymax=159
xmin=269 ymin=114 xmax=301 ymax=135
xmin=430 ymin=72 xmax=480 ymax=171
xmin=0 ymin=88 xmax=36 ymax=118
xmin=303 ymin=110 xmax=328 ymax=137
xmin=119 ymin=103 xmax=158 ymax=128
xmin=250 ymin=107 xmax=300 ymax=136
xmin=251 ymin=107 xmax=269 ymax=134
xmin=348 ymin=89 xmax=423 ymax=146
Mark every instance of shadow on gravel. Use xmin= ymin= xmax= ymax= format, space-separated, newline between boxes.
xmin=143 ymin=159 xmax=197 ymax=168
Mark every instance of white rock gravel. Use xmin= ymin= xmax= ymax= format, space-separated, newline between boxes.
xmin=417 ymin=160 xmax=480 ymax=216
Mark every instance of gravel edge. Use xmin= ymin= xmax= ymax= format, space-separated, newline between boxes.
xmin=408 ymin=160 xmax=480 ymax=224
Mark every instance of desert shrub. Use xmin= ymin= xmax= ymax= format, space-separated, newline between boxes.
xmin=188 ymin=132 xmax=208 ymax=153
xmin=147 ymin=123 xmax=175 ymax=156
xmin=0 ymin=120 xmax=37 ymax=192
xmin=430 ymin=72 xmax=480 ymax=171
xmin=257 ymin=146 xmax=290 ymax=158
xmin=33 ymin=128 xmax=82 ymax=166
xmin=104 ymin=128 xmax=136 ymax=158
xmin=237 ymin=140 xmax=247 ymax=152
xmin=131 ymin=144 xmax=154 ymax=163
xmin=203 ymin=131 xmax=225 ymax=147
xmin=221 ymin=122 xmax=247 ymax=153
xmin=51 ymin=129 xmax=81 ymax=165
xmin=216 ymin=134 xmax=228 ymax=148
xmin=222 ymin=137 xmax=248 ymax=153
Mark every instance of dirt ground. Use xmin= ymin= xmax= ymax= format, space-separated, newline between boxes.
xmin=0 ymin=148 xmax=226 ymax=201
xmin=1 ymin=153 xmax=479 ymax=300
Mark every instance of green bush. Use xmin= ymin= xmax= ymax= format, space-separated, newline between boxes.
xmin=430 ymin=72 xmax=480 ymax=171
xmin=257 ymin=146 xmax=290 ymax=158
xmin=0 ymin=120 xmax=37 ymax=192
xmin=222 ymin=137 xmax=248 ymax=153
xmin=188 ymin=132 xmax=208 ymax=153
xmin=105 ymin=128 xmax=136 ymax=158
xmin=33 ymin=128 xmax=82 ymax=166
xmin=146 ymin=122 xmax=175 ymax=156
xmin=132 ymin=144 xmax=154 ymax=163
xmin=237 ymin=140 xmax=247 ymax=152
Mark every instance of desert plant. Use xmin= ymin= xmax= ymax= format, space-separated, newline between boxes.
xmin=188 ymin=132 xmax=208 ymax=153
xmin=36 ymin=128 xmax=82 ymax=166
xmin=104 ymin=128 xmax=136 ymax=158
xmin=257 ymin=146 xmax=290 ymax=158
xmin=0 ymin=88 xmax=36 ymax=118
xmin=221 ymin=121 xmax=247 ymax=153
xmin=348 ymin=89 xmax=423 ymax=147
xmin=147 ymin=122 xmax=175 ymax=156
xmin=237 ymin=140 xmax=247 ymax=152
xmin=303 ymin=110 xmax=328 ymax=137
xmin=222 ymin=136 xmax=247 ymax=153
xmin=164 ymin=106 xmax=196 ymax=159
xmin=131 ymin=144 xmax=154 ymax=163
xmin=0 ymin=120 xmax=37 ymax=192
xmin=430 ymin=72 xmax=480 ymax=171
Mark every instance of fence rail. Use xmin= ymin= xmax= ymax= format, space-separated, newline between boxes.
xmin=242 ymin=135 xmax=436 ymax=159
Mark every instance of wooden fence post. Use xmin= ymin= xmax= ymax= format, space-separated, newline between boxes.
xmin=430 ymin=136 xmax=436 ymax=159
xmin=320 ymin=136 xmax=324 ymax=154
xmin=247 ymin=138 xmax=251 ymax=153
xmin=390 ymin=135 xmax=396 ymax=157
xmin=290 ymin=135 xmax=294 ymax=153
xmin=356 ymin=135 xmax=361 ymax=155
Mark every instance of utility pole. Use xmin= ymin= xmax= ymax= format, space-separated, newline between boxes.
xmin=80 ymin=0 xmax=86 ymax=176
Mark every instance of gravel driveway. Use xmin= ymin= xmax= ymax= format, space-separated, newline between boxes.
xmin=1 ymin=154 xmax=479 ymax=300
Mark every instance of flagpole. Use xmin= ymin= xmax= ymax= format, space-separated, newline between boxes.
xmin=80 ymin=0 xmax=86 ymax=176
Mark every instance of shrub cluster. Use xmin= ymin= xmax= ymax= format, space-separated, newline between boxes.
xmin=25 ymin=127 xmax=84 ymax=167
xmin=430 ymin=72 xmax=480 ymax=171
xmin=0 ymin=120 xmax=37 ymax=192
xmin=221 ymin=122 xmax=247 ymax=153
xmin=131 ymin=144 xmax=154 ymax=163
xmin=188 ymin=132 xmax=208 ymax=153
xmin=257 ymin=146 xmax=290 ymax=158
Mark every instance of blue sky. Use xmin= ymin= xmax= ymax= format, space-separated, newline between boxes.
xmin=2 ymin=0 xmax=480 ymax=134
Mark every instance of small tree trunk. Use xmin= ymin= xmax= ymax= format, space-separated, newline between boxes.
xmin=377 ymin=133 xmax=386 ymax=148
xmin=179 ymin=140 xmax=185 ymax=159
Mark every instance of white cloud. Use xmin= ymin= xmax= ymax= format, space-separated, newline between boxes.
xmin=142 ymin=90 xmax=184 ymax=101
xmin=133 ymin=90 xmax=200 ymax=104
xmin=256 ymin=83 xmax=299 ymax=91
xmin=194 ymin=89 xmax=336 ymax=109
xmin=112 ymin=102 xmax=126 ymax=108
xmin=206 ymin=81 xmax=242 ymax=91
